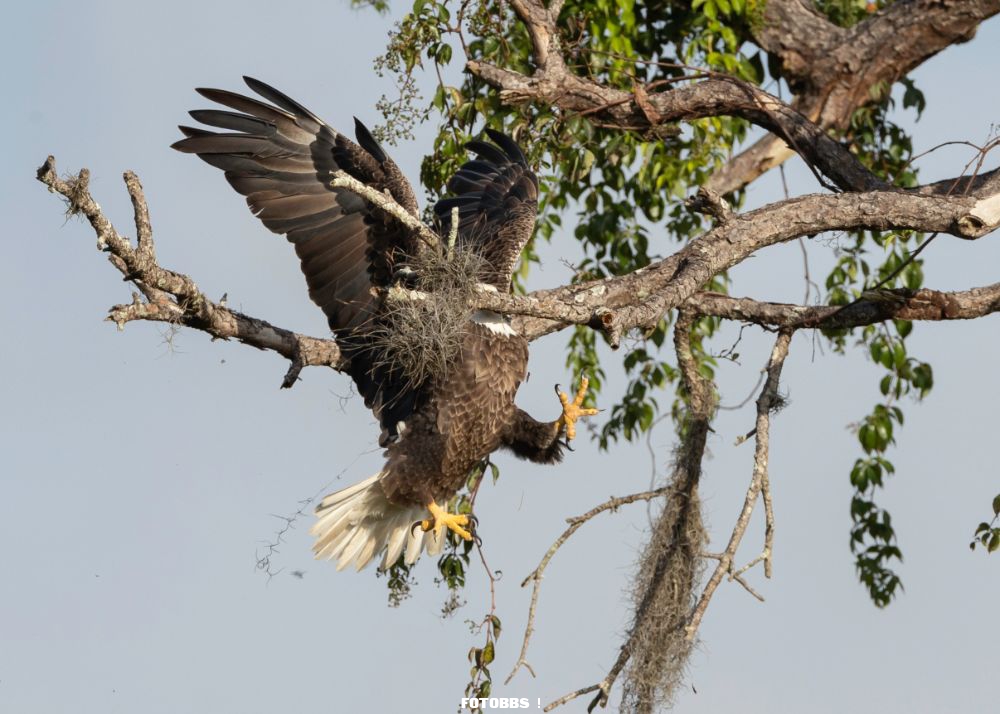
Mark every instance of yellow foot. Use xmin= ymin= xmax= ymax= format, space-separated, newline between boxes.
xmin=555 ymin=376 xmax=600 ymax=441
xmin=420 ymin=500 xmax=473 ymax=541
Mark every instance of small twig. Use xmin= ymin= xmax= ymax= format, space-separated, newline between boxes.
xmin=124 ymin=171 xmax=155 ymax=262
xmin=543 ymin=684 xmax=602 ymax=712
xmin=328 ymin=170 xmax=440 ymax=250
xmin=719 ymin=370 xmax=766 ymax=412
xmin=255 ymin=445 xmax=381 ymax=580
xmin=731 ymin=572 xmax=765 ymax=601
xmin=761 ymin=454 xmax=775 ymax=579
xmin=447 ymin=204 xmax=460 ymax=255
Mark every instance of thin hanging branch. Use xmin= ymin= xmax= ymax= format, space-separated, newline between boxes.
xmin=547 ymin=311 xmax=716 ymax=712
xmin=686 ymin=330 xmax=793 ymax=642
xmin=504 ymin=486 xmax=673 ymax=687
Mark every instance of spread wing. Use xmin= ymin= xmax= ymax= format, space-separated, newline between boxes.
xmin=172 ymin=77 xmax=423 ymax=440
xmin=432 ymin=129 xmax=539 ymax=290
xmin=172 ymin=76 xmax=419 ymax=333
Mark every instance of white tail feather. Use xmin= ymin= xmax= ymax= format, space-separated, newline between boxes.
xmin=310 ymin=473 xmax=445 ymax=571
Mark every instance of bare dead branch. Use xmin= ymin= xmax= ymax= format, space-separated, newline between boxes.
xmin=686 ymin=330 xmax=793 ymax=642
xmin=37 ymin=156 xmax=345 ymax=385
xmin=328 ymin=170 xmax=441 ymax=249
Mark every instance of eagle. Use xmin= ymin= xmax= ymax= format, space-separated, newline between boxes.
xmin=172 ymin=77 xmax=597 ymax=571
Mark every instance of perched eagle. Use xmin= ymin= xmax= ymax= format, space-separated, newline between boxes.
xmin=172 ymin=77 xmax=597 ymax=571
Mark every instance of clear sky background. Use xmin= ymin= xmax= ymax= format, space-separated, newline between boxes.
xmin=3 ymin=2 xmax=998 ymax=713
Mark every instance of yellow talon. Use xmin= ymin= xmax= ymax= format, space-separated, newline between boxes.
xmin=420 ymin=500 xmax=473 ymax=541
xmin=555 ymin=376 xmax=600 ymax=441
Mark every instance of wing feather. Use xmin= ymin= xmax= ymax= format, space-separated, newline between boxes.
xmin=432 ymin=130 xmax=538 ymax=289
xmin=173 ymin=77 xmax=424 ymax=440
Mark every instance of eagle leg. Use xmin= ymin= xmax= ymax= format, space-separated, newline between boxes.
xmin=554 ymin=376 xmax=600 ymax=441
xmin=420 ymin=500 xmax=473 ymax=541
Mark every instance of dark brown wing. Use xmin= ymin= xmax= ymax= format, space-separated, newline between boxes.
xmin=172 ymin=76 xmax=418 ymax=332
xmin=172 ymin=77 xmax=422 ymax=440
xmin=433 ymin=129 xmax=538 ymax=290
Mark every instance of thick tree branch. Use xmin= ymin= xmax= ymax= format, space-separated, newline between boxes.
xmin=470 ymin=0 xmax=998 ymax=196
xmin=37 ymin=156 xmax=345 ymax=387
xmin=40 ymin=154 xmax=1000 ymax=388
xmin=468 ymin=58 xmax=882 ymax=193
xmin=481 ymin=281 xmax=1000 ymax=340
xmin=711 ymin=0 xmax=1000 ymax=194
xmin=476 ymin=187 xmax=1000 ymax=340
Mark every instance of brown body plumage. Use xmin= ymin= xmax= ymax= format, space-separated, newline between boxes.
xmin=381 ymin=321 xmax=528 ymax=505
xmin=173 ymin=77 xmax=586 ymax=571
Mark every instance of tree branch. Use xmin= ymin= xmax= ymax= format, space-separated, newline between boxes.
xmin=685 ymin=330 xmax=793 ymax=642
xmin=468 ymin=57 xmax=883 ymax=193
xmin=37 ymin=156 xmax=345 ymax=387
xmin=474 ymin=186 xmax=1000 ymax=341
xmin=40 ymin=153 xmax=1000 ymax=389
xmin=710 ymin=0 xmax=1000 ymax=194
xmin=504 ymin=487 xmax=672 ymax=688
xmin=328 ymin=170 xmax=441 ymax=250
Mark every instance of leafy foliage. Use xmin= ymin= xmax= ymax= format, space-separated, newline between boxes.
xmin=464 ymin=614 xmax=502 ymax=705
xmin=826 ymin=81 xmax=931 ymax=605
xmin=970 ymin=495 xmax=1000 ymax=554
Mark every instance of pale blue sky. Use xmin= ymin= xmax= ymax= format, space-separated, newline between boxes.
xmin=3 ymin=3 xmax=998 ymax=713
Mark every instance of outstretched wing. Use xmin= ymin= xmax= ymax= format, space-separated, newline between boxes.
xmin=172 ymin=77 xmax=422 ymax=440
xmin=433 ymin=129 xmax=538 ymax=290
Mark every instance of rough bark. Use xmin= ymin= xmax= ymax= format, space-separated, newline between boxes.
xmin=38 ymin=156 xmax=1000 ymax=384
xmin=711 ymin=0 xmax=1000 ymax=194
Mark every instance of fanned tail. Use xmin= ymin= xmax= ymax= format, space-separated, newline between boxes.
xmin=309 ymin=473 xmax=445 ymax=571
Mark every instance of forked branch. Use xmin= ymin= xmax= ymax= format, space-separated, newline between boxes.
xmin=686 ymin=330 xmax=793 ymax=641
xmin=36 ymin=156 xmax=346 ymax=387
xmin=504 ymin=487 xmax=673 ymax=688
